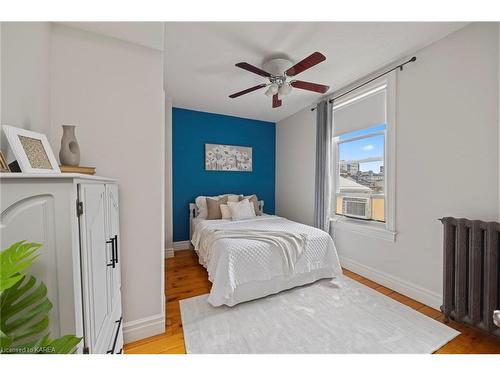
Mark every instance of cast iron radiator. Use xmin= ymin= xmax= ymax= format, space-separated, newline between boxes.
xmin=440 ymin=217 xmax=500 ymax=337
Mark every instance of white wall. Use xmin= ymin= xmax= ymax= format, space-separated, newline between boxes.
xmin=1 ymin=22 xmax=166 ymax=343
xmin=49 ymin=24 xmax=165 ymax=341
xmin=1 ymin=22 xmax=51 ymax=162
xmin=276 ymin=23 xmax=500 ymax=308
xmin=165 ymin=96 xmax=173 ymax=254
xmin=0 ymin=22 xmax=3 ymax=131
xmin=276 ymin=107 xmax=317 ymax=226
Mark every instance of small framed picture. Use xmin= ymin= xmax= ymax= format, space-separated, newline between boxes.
xmin=2 ymin=125 xmax=61 ymax=173
xmin=0 ymin=151 xmax=10 ymax=172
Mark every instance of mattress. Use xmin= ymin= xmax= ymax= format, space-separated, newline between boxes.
xmin=191 ymin=215 xmax=342 ymax=306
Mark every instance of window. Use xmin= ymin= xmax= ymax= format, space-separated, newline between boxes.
xmin=334 ymin=124 xmax=386 ymax=222
xmin=331 ymin=76 xmax=396 ymax=241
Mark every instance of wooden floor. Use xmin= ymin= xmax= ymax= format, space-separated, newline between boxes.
xmin=124 ymin=250 xmax=500 ymax=354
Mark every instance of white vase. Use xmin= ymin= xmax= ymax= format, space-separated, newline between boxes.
xmin=59 ymin=125 xmax=80 ymax=166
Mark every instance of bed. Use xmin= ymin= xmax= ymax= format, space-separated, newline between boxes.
xmin=189 ymin=198 xmax=343 ymax=307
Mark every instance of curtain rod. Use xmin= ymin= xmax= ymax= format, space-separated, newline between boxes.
xmin=311 ymin=56 xmax=417 ymax=111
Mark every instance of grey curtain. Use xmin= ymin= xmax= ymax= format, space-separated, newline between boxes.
xmin=314 ymin=100 xmax=333 ymax=232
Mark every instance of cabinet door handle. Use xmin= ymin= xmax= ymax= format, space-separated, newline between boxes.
xmin=106 ymin=317 xmax=122 ymax=354
xmin=113 ymin=235 xmax=118 ymax=264
xmin=106 ymin=239 xmax=115 ymax=268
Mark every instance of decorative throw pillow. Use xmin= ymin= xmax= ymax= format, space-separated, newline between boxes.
xmin=242 ymin=194 xmax=262 ymax=215
xmin=228 ymin=198 xmax=256 ymax=220
xmin=195 ymin=196 xmax=208 ymax=218
xmin=227 ymin=194 xmax=242 ymax=203
xmin=196 ymin=194 xmax=241 ymax=218
xmin=206 ymin=196 xmax=229 ymax=220
xmin=195 ymin=195 xmax=219 ymax=218
xmin=220 ymin=204 xmax=232 ymax=219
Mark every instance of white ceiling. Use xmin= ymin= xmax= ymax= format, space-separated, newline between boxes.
xmin=60 ymin=22 xmax=165 ymax=51
xmin=164 ymin=22 xmax=467 ymax=122
xmin=62 ymin=22 xmax=468 ymax=123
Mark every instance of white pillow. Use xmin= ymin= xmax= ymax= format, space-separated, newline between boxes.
xmin=220 ymin=204 xmax=232 ymax=219
xmin=227 ymin=199 xmax=256 ymax=220
xmin=195 ymin=196 xmax=210 ymax=219
xmin=195 ymin=194 xmax=241 ymax=218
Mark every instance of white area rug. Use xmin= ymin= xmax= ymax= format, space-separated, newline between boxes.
xmin=179 ymin=277 xmax=459 ymax=353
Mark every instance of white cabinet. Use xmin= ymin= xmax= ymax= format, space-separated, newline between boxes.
xmin=105 ymin=184 xmax=121 ymax=311
xmin=0 ymin=174 xmax=123 ymax=354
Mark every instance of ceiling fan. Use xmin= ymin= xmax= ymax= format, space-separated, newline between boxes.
xmin=229 ymin=52 xmax=330 ymax=108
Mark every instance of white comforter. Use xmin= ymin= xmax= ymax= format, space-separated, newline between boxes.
xmin=191 ymin=215 xmax=342 ymax=306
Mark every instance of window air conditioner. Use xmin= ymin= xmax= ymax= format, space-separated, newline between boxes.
xmin=342 ymin=197 xmax=371 ymax=220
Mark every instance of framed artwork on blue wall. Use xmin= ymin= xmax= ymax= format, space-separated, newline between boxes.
xmin=205 ymin=143 xmax=252 ymax=172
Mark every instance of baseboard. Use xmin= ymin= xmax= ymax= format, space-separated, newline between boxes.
xmin=340 ymin=256 xmax=442 ymax=310
xmin=165 ymin=248 xmax=174 ymax=258
xmin=173 ymin=240 xmax=192 ymax=250
xmin=123 ymin=313 xmax=165 ymax=344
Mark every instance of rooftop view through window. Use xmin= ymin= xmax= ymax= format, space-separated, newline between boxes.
xmin=335 ymin=124 xmax=386 ymax=222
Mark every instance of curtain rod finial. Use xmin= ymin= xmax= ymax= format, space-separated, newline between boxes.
xmin=311 ymin=55 xmax=416 ymax=112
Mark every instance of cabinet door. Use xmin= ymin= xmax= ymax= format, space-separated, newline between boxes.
xmin=79 ymin=184 xmax=114 ymax=353
xmin=0 ymin=191 xmax=62 ymax=338
xmin=105 ymin=184 xmax=121 ymax=308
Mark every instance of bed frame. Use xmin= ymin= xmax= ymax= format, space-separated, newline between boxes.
xmin=189 ymin=200 xmax=264 ymax=240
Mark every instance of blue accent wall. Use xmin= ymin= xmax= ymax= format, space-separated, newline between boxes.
xmin=173 ymin=108 xmax=276 ymax=241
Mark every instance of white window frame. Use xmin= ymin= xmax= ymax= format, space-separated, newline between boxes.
xmin=330 ymin=73 xmax=397 ymax=242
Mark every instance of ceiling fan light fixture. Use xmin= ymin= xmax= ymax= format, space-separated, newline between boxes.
xmin=265 ymin=83 xmax=279 ymax=97
xmin=278 ymin=83 xmax=292 ymax=99
xmin=230 ymin=52 xmax=328 ymax=109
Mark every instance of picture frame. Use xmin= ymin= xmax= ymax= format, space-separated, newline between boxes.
xmin=0 ymin=151 xmax=11 ymax=172
xmin=2 ymin=125 xmax=61 ymax=173
xmin=205 ymin=143 xmax=253 ymax=172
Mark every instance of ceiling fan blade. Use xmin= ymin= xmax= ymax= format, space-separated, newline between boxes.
xmin=290 ymin=80 xmax=330 ymax=94
xmin=272 ymin=94 xmax=282 ymax=108
xmin=229 ymin=84 xmax=267 ymax=98
xmin=235 ymin=62 xmax=272 ymax=77
xmin=285 ymin=52 xmax=326 ymax=77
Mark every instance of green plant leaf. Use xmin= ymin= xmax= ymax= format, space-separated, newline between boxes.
xmin=8 ymin=334 xmax=82 ymax=354
xmin=0 ymin=242 xmax=81 ymax=354
xmin=0 ymin=328 xmax=13 ymax=349
xmin=0 ymin=275 xmax=37 ymax=311
xmin=46 ymin=335 xmax=83 ymax=354
xmin=1 ymin=275 xmax=52 ymax=344
xmin=2 ymin=277 xmax=50 ymax=322
xmin=0 ymin=241 xmax=41 ymax=292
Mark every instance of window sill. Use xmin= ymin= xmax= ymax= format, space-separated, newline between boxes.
xmin=330 ymin=216 xmax=397 ymax=242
